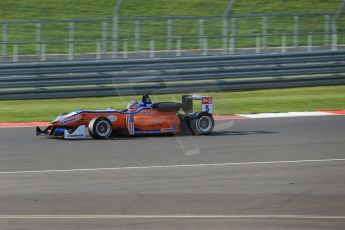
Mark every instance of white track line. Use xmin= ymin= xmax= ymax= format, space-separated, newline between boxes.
xmin=0 ymin=214 xmax=344 ymax=220
xmin=0 ymin=158 xmax=344 ymax=175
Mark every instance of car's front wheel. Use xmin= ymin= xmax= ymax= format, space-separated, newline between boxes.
xmin=88 ymin=117 xmax=113 ymax=139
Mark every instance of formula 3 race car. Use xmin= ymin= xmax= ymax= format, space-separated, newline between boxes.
xmin=36 ymin=94 xmax=214 ymax=139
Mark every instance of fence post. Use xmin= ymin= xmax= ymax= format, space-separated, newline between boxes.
xmin=199 ymin=18 xmax=204 ymax=50
xmin=307 ymin=33 xmax=312 ymax=52
xmin=102 ymin=22 xmax=108 ymax=53
xmin=167 ymin=19 xmax=173 ymax=50
xmin=112 ymin=19 xmax=118 ymax=58
xmin=324 ymin=15 xmax=330 ymax=47
xmin=135 ymin=20 xmax=140 ymax=52
xmin=123 ymin=39 xmax=128 ymax=58
xmin=36 ymin=23 xmax=42 ymax=57
xmin=331 ymin=0 xmax=345 ymax=50
xmin=332 ymin=33 xmax=338 ymax=51
xmin=222 ymin=17 xmax=228 ymax=54
xmin=176 ymin=37 xmax=181 ymax=57
xmin=334 ymin=0 xmax=345 ymax=21
xmin=150 ymin=39 xmax=155 ymax=58
xmin=2 ymin=24 xmax=8 ymax=56
xmin=40 ymin=44 xmax=46 ymax=62
xmin=331 ymin=13 xmax=338 ymax=51
xmin=332 ymin=21 xmax=337 ymax=51
xmin=202 ymin=38 xmax=208 ymax=56
xmin=293 ymin=15 xmax=299 ymax=47
xmin=229 ymin=36 xmax=235 ymax=54
xmin=13 ymin=44 xmax=18 ymax=62
xmin=96 ymin=42 xmax=101 ymax=60
xmin=224 ymin=0 xmax=236 ymax=17
xmin=112 ymin=18 xmax=119 ymax=58
xmin=281 ymin=34 xmax=287 ymax=53
xmin=113 ymin=0 xmax=124 ymax=59
xmin=68 ymin=22 xmax=75 ymax=61
xmin=262 ymin=16 xmax=268 ymax=48
xmin=256 ymin=35 xmax=261 ymax=54
xmin=231 ymin=17 xmax=237 ymax=49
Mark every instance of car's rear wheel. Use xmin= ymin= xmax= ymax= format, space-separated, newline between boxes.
xmin=88 ymin=117 xmax=112 ymax=139
xmin=190 ymin=112 xmax=214 ymax=135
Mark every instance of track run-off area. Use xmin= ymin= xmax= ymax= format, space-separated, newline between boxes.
xmin=0 ymin=115 xmax=344 ymax=229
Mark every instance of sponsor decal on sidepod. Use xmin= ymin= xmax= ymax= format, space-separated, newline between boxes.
xmin=107 ymin=115 xmax=118 ymax=122
xmin=60 ymin=115 xmax=81 ymax=125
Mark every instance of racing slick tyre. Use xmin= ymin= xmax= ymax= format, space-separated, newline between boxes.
xmin=88 ymin=117 xmax=113 ymax=139
xmin=189 ymin=112 xmax=214 ymax=135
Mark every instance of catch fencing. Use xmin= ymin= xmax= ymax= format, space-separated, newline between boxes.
xmin=1 ymin=12 xmax=345 ymax=62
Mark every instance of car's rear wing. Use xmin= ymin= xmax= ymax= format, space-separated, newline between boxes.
xmin=182 ymin=95 xmax=213 ymax=114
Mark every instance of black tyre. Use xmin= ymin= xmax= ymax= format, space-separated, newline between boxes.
xmin=88 ymin=117 xmax=113 ymax=139
xmin=190 ymin=112 xmax=214 ymax=135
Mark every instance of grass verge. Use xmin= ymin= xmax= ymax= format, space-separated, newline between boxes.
xmin=0 ymin=85 xmax=344 ymax=122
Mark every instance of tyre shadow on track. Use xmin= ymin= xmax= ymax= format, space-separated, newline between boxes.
xmin=108 ymin=130 xmax=278 ymax=139
xmin=56 ymin=131 xmax=277 ymax=141
xmin=209 ymin=130 xmax=277 ymax=136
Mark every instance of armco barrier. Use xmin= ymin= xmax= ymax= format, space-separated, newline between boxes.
xmin=0 ymin=50 xmax=345 ymax=100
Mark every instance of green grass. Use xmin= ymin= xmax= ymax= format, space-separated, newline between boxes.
xmin=1 ymin=0 xmax=340 ymax=20
xmin=0 ymin=85 xmax=344 ymax=122
xmin=1 ymin=0 xmax=344 ymax=54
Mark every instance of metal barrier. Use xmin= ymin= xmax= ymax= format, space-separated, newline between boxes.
xmin=0 ymin=50 xmax=344 ymax=100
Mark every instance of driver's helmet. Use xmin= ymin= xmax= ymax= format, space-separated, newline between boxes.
xmin=127 ymin=101 xmax=140 ymax=110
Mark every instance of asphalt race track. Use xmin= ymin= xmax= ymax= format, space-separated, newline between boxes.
xmin=0 ymin=116 xmax=344 ymax=229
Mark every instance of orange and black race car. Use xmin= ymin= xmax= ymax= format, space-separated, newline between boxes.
xmin=36 ymin=94 xmax=214 ymax=139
